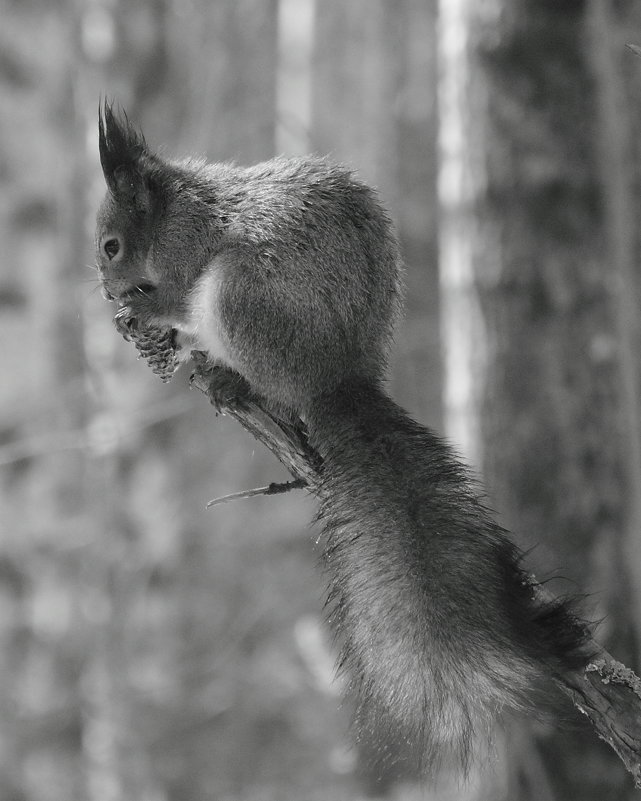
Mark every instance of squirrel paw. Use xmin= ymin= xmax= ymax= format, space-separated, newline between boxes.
xmin=190 ymin=359 xmax=253 ymax=413
xmin=113 ymin=306 xmax=136 ymax=340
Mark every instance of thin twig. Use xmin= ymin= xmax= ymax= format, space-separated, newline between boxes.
xmin=206 ymin=478 xmax=307 ymax=508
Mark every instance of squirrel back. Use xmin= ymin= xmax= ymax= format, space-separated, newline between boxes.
xmin=96 ymin=104 xmax=594 ymax=773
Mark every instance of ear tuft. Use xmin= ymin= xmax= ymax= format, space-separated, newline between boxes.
xmin=98 ymin=100 xmax=150 ymax=206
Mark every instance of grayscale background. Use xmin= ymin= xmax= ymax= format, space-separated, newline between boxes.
xmin=0 ymin=1 xmax=639 ymax=799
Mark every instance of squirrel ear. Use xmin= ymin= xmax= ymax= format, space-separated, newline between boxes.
xmin=98 ymin=101 xmax=150 ymax=210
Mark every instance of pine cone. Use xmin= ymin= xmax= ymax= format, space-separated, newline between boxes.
xmin=113 ymin=308 xmax=179 ymax=383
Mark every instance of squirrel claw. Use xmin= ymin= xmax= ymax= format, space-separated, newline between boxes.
xmin=113 ymin=307 xmax=136 ymax=340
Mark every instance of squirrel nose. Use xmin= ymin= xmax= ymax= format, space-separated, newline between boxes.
xmin=101 ymin=276 xmax=133 ymax=301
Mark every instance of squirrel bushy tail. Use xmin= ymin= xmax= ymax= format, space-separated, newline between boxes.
xmin=305 ymin=377 xmax=592 ymax=769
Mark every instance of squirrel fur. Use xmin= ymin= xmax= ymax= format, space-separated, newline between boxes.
xmin=95 ymin=103 xmax=593 ymax=771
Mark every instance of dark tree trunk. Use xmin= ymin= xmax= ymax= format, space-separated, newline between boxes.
xmin=465 ymin=2 xmax=641 ymax=798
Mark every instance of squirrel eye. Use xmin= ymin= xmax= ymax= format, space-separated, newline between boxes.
xmin=101 ymin=234 xmax=122 ymax=261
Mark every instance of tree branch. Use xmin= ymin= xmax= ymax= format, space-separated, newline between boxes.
xmin=206 ymin=479 xmax=306 ymax=508
xmin=561 ymin=657 xmax=641 ymax=786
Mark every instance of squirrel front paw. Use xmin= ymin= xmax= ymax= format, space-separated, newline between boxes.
xmin=113 ymin=306 xmax=136 ymax=340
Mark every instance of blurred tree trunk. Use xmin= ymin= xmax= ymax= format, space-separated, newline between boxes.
xmin=437 ymin=3 xmax=507 ymax=798
xmin=168 ymin=0 xmax=278 ymax=163
xmin=394 ymin=0 xmax=441 ymax=428
xmin=458 ymin=1 xmax=641 ymax=798
xmin=313 ymin=0 xmax=441 ymax=427
xmin=586 ymin=0 xmax=641 ymax=661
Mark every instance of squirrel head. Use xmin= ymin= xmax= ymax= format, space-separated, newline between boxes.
xmin=96 ymin=102 xmax=160 ymax=301
xmin=96 ymin=102 xmax=219 ymax=308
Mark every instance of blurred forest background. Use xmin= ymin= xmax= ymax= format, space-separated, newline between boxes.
xmin=2 ymin=0 xmax=641 ymax=799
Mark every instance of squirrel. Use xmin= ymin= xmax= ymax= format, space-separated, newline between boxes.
xmin=95 ymin=103 xmax=594 ymax=771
